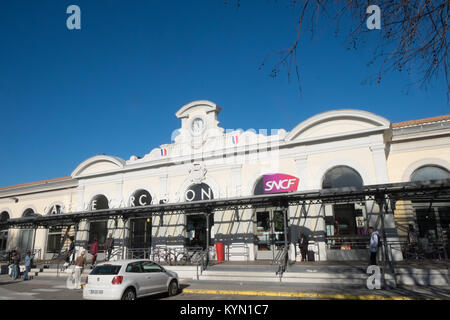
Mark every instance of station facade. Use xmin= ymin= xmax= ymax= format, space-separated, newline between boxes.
xmin=0 ymin=100 xmax=449 ymax=262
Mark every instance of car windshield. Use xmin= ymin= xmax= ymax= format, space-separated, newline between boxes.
xmin=90 ymin=265 xmax=121 ymax=275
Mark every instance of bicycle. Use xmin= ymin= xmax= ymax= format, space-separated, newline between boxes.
xmin=152 ymin=247 xmax=175 ymax=265
xmin=173 ymin=248 xmax=204 ymax=265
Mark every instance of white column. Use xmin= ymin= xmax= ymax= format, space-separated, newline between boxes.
xmin=160 ymin=174 xmax=168 ymax=202
xmin=370 ymin=142 xmax=402 ymax=261
xmin=76 ymin=185 xmax=85 ymax=211
xmin=370 ymin=144 xmax=389 ymax=184
xmin=114 ymin=179 xmax=124 ymax=208
xmin=230 ymin=165 xmax=242 ymax=197
xmin=294 ymin=153 xmax=308 ymax=191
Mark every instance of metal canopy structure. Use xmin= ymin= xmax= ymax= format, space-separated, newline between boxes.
xmin=1 ymin=179 xmax=450 ymax=230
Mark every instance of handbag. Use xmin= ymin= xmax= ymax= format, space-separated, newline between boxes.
xmin=66 ymin=273 xmax=77 ymax=289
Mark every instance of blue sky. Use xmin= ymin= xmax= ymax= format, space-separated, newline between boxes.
xmin=0 ymin=0 xmax=448 ymax=187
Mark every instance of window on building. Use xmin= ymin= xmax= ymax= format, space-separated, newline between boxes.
xmin=19 ymin=209 xmax=35 ymax=251
xmin=411 ymin=165 xmax=450 ymax=242
xmin=322 ymin=166 xmax=363 ymax=189
xmin=90 ymin=195 xmax=109 ymax=211
xmin=411 ymin=165 xmax=450 ymax=182
xmin=47 ymin=227 xmax=63 ymax=253
xmin=415 ymin=208 xmax=438 ymax=240
xmin=438 ymin=207 xmax=450 ymax=231
xmin=45 ymin=206 xmax=64 ymax=253
xmin=322 ymin=166 xmax=365 ymax=238
xmin=89 ymin=221 xmax=108 ymax=251
xmin=0 ymin=212 xmax=9 ymax=251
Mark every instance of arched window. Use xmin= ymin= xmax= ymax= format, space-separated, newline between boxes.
xmin=410 ymin=166 xmax=450 ymax=241
xmin=130 ymin=189 xmax=152 ymax=207
xmin=322 ymin=166 xmax=365 ymax=238
xmin=129 ymin=189 xmax=153 ymax=250
xmin=88 ymin=195 xmax=109 ymax=251
xmin=322 ymin=166 xmax=363 ymax=189
xmin=0 ymin=211 xmax=9 ymax=222
xmin=0 ymin=211 xmax=9 ymax=251
xmin=19 ymin=209 xmax=36 ymax=251
xmin=184 ymin=183 xmax=214 ymax=249
xmin=22 ymin=208 xmax=35 ymax=217
xmin=411 ymin=165 xmax=450 ymax=182
xmin=47 ymin=204 xmax=63 ymax=215
xmin=90 ymin=195 xmax=109 ymax=210
xmin=184 ymin=183 xmax=214 ymax=202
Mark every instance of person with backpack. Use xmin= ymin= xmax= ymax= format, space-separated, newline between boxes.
xmin=368 ymin=226 xmax=380 ymax=265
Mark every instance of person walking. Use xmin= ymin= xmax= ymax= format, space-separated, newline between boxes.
xmin=73 ymin=250 xmax=87 ymax=289
xmin=298 ymin=233 xmax=309 ymax=262
xmin=104 ymin=233 xmax=114 ymax=261
xmin=10 ymin=250 xmax=18 ymax=279
xmin=407 ymin=224 xmax=418 ymax=258
xmin=23 ymin=251 xmax=35 ymax=281
xmin=12 ymin=250 xmax=21 ymax=279
xmin=89 ymin=237 xmax=99 ymax=268
xmin=66 ymin=236 xmax=75 ymax=264
xmin=368 ymin=227 xmax=380 ymax=265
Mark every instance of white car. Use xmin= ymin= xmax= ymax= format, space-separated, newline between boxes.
xmin=83 ymin=259 xmax=179 ymax=300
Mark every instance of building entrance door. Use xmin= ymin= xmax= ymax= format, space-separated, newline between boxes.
xmin=255 ymin=210 xmax=285 ymax=260
xmin=186 ymin=214 xmax=213 ymax=250
xmin=130 ymin=218 xmax=152 ymax=249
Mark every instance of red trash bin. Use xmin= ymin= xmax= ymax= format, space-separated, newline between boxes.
xmin=216 ymin=242 xmax=224 ymax=262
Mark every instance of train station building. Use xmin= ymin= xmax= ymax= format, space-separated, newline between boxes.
xmin=0 ymin=100 xmax=449 ymax=263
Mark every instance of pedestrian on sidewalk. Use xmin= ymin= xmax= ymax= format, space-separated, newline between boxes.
xmin=298 ymin=233 xmax=309 ymax=262
xmin=105 ymin=233 xmax=114 ymax=261
xmin=10 ymin=250 xmax=18 ymax=279
xmin=368 ymin=227 xmax=380 ymax=265
xmin=23 ymin=251 xmax=35 ymax=281
xmin=66 ymin=236 xmax=75 ymax=264
xmin=12 ymin=250 xmax=21 ymax=279
xmin=74 ymin=250 xmax=87 ymax=289
xmin=89 ymin=237 xmax=98 ymax=268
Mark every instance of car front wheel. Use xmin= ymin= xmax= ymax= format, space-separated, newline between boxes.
xmin=121 ymin=288 xmax=136 ymax=300
xmin=168 ymin=280 xmax=178 ymax=296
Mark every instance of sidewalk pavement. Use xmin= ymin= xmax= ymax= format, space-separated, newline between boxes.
xmin=175 ymin=279 xmax=450 ymax=300
xmin=2 ymin=275 xmax=448 ymax=301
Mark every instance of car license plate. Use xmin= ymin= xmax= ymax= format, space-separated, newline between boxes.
xmin=90 ymin=290 xmax=103 ymax=295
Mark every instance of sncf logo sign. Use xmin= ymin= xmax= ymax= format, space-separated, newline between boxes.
xmin=263 ymin=174 xmax=299 ymax=194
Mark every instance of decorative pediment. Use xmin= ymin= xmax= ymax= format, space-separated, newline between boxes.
xmin=285 ymin=109 xmax=391 ymax=142
xmin=71 ymin=155 xmax=125 ymax=177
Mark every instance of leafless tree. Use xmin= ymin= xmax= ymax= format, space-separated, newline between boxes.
xmin=224 ymin=0 xmax=449 ymax=98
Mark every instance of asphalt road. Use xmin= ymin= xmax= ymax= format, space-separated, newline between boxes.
xmin=0 ymin=275 xmax=449 ymax=301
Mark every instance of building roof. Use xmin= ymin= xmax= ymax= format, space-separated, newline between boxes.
xmin=1 ymin=113 xmax=449 ymax=192
xmin=0 ymin=176 xmax=72 ymax=191
xmin=392 ymin=115 xmax=450 ymax=128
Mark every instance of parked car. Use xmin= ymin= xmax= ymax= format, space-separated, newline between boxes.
xmin=83 ymin=259 xmax=179 ymax=300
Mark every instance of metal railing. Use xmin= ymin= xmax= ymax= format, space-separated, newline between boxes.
xmin=196 ymin=248 xmax=211 ymax=280
xmin=387 ymin=240 xmax=448 ymax=264
xmin=127 ymin=248 xmax=152 ymax=260
xmin=325 ymin=236 xmax=370 ymax=250
xmin=275 ymin=246 xmax=289 ymax=279
xmin=225 ymin=244 xmax=250 ymax=262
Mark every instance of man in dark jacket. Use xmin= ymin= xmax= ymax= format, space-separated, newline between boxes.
xmin=298 ymin=233 xmax=309 ymax=262
xmin=104 ymin=233 xmax=114 ymax=261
